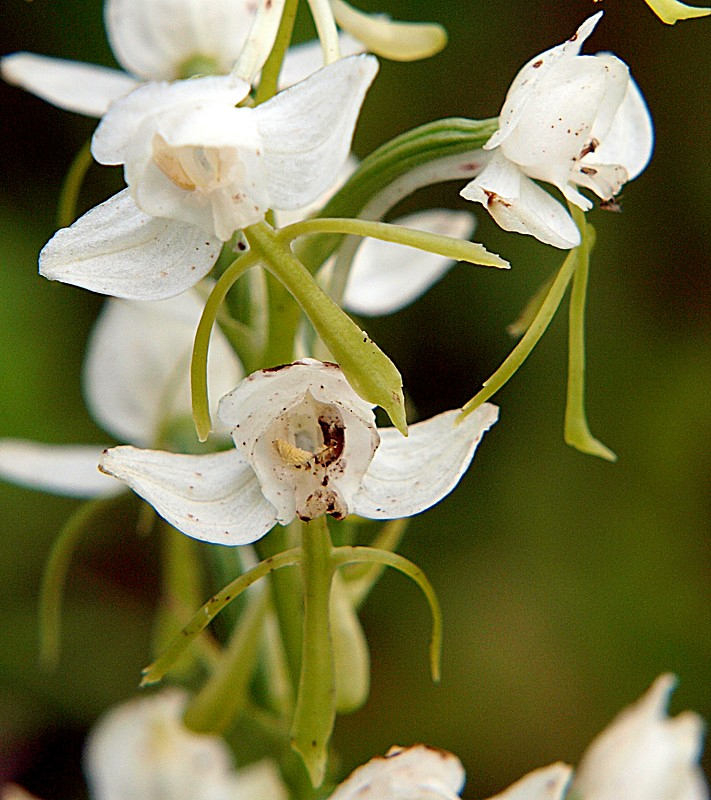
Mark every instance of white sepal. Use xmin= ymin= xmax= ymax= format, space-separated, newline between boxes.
xmin=39 ymin=190 xmax=221 ymax=300
xmin=352 ymin=403 xmax=499 ymax=519
xmin=343 ymin=209 xmax=476 ymax=316
xmin=328 ymin=745 xmax=466 ymax=800
xmin=99 ymin=447 xmax=278 ymax=545
xmin=571 ymin=674 xmax=709 ymax=800
xmin=0 ymin=440 xmax=121 ymax=498
xmin=255 ymin=55 xmax=379 ymax=210
xmin=83 ymin=292 xmax=242 ymax=446
xmin=0 ymin=53 xmax=138 ymax=117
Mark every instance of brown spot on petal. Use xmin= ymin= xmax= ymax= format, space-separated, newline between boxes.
xmin=532 ymin=59 xmax=543 ymax=68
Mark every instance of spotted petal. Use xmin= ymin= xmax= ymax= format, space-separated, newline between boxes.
xmin=351 ymin=403 xmax=498 ymax=519
xmin=99 ymin=446 xmax=277 ymax=545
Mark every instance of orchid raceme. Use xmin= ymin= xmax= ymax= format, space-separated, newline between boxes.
xmin=460 ymin=12 xmax=654 ymax=249
xmin=0 ymin=0 xmax=261 ymax=116
xmin=98 ymin=359 xmax=498 ymax=544
xmin=0 ymin=292 xmax=240 ymax=497
xmin=39 ymin=56 xmax=379 ymax=300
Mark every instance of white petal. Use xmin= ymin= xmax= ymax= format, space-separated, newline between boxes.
xmin=352 ymin=404 xmax=498 ymax=519
xmin=460 ymin=152 xmax=580 ymax=249
xmin=39 ymin=190 xmax=221 ymax=300
xmin=0 ymin=52 xmax=138 ymax=117
xmin=585 ymin=74 xmax=654 ymax=181
xmin=486 ymin=12 xmax=603 ymax=150
xmin=0 ymin=440 xmax=121 ymax=498
xmin=256 ymin=55 xmax=378 ymax=210
xmin=224 ymin=761 xmax=290 ymax=800
xmin=328 ymin=745 xmax=465 ymax=800
xmin=485 ymin=764 xmax=572 ymax=800
xmin=571 ymin=674 xmax=709 ymax=800
xmin=278 ymin=34 xmax=366 ymax=89
xmin=105 ymin=0 xmax=258 ymax=80
xmin=85 ymin=690 xmax=240 ymax=800
xmin=343 ymin=209 xmax=476 ymax=316
xmin=83 ymin=292 xmax=242 ymax=446
xmin=99 ymin=446 xmax=277 ymax=545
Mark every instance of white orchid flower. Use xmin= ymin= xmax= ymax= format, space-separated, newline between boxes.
xmin=0 ymin=0 xmax=261 ymax=117
xmin=39 ymin=56 xmax=378 ymax=300
xmin=327 ymin=744 xmax=466 ymax=800
xmin=570 ymin=674 xmax=708 ymax=800
xmin=486 ymin=764 xmax=573 ymax=800
xmin=460 ymin=12 xmax=654 ymax=249
xmin=99 ymin=359 xmax=498 ymax=545
xmin=0 ymin=291 xmax=241 ymax=498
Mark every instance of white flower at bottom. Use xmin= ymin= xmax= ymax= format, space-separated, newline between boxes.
xmin=85 ymin=690 xmax=289 ymax=800
xmin=327 ymin=745 xmax=466 ymax=800
xmin=570 ymin=674 xmax=708 ymax=800
xmin=460 ymin=12 xmax=654 ymax=249
xmin=99 ymin=359 xmax=498 ymax=545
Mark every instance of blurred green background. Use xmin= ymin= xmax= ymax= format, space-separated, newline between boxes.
xmin=0 ymin=0 xmax=709 ymax=797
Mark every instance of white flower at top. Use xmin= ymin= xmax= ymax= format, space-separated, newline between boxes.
xmin=39 ymin=56 xmax=378 ymax=300
xmin=99 ymin=359 xmax=499 ymax=545
xmin=0 ymin=0 xmax=260 ymax=117
xmin=460 ymin=12 xmax=654 ymax=249
xmin=0 ymin=291 xmax=241 ymax=498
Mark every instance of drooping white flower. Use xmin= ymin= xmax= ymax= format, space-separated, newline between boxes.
xmin=99 ymin=359 xmax=498 ymax=545
xmin=39 ymin=56 xmax=379 ymax=300
xmin=460 ymin=12 xmax=654 ymax=249
xmin=570 ymin=674 xmax=708 ymax=800
xmin=327 ymin=745 xmax=466 ymax=800
xmin=0 ymin=291 xmax=241 ymax=498
xmin=0 ymin=0 xmax=260 ymax=117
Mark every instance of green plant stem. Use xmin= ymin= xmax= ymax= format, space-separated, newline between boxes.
xmin=141 ymin=547 xmax=302 ymax=686
xmin=56 ymin=140 xmax=93 ymax=228
xmin=254 ymin=0 xmax=300 ymax=105
xmin=191 ymin=251 xmax=259 ymax=441
xmin=458 ymin=244 xmax=579 ymax=420
xmin=564 ymin=206 xmax=616 ymax=461
xmin=290 ymin=517 xmax=336 ymax=788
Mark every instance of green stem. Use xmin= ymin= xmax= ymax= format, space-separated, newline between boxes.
xmin=183 ymin=587 xmax=269 ymax=734
xmin=56 ymin=140 xmax=93 ymax=228
xmin=257 ymin=523 xmax=304 ymax=693
xmin=254 ymin=0 xmax=300 ymax=105
xmin=458 ymin=245 xmax=579 ymax=420
xmin=564 ymin=207 xmax=616 ymax=461
xmin=290 ymin=517 xmax=336 ymax=788
xmin=244 ymin=221 xmax=407 ymax=433
xmin=141 ymin=547 xmax=302 ymax=686
xmin=332 ymin=545 xmax=442 ymax=682
xmin=39 ymin=496 xmax=116 ymax=667
xmin=191 ymin=252 xmax=259 ymax=441
xmin=280 ymin=217 xmax=508 ymax=270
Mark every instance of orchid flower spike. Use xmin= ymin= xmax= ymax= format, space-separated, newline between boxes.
xmin=0 ymin=0 xmax=262 ymax=117
xmin=99 ymin=359 xmax=498 ymax=545
xmin=461 ymin=12 xmax=654 ymax=249
xmin=39 ymin=56 xmax=378 ymax=300
xmin=0 ymin=292 xmax=241 ymax=498
xmin=327 ymin=745 xmax=466 ymax=800
xmin=570 ymin=674 xmax=709 ymax=800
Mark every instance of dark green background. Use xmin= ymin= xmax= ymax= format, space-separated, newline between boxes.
xmin=0 ymin=0 xmax=709 ymax=797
